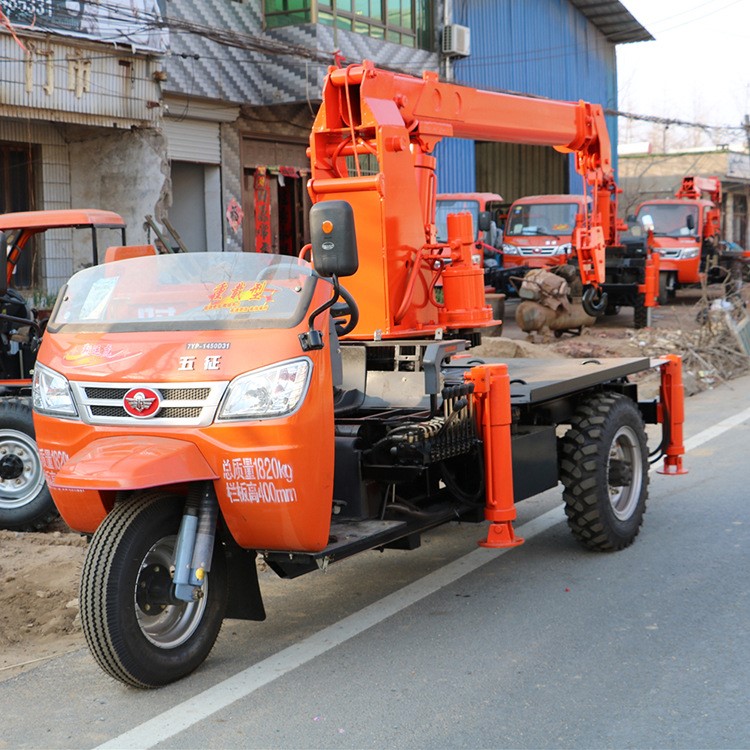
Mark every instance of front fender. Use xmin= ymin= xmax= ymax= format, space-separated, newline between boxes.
xmin=54 ymin=436 xmax=218 ymax=490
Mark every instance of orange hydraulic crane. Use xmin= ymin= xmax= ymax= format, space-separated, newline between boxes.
xmin=307 ymin=61 xmax=620 ymax=334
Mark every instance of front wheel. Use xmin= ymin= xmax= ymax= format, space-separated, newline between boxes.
xmin=658 ymin=272 xmax=677 ymax=305
xmin=559 ymin=393 xmax=649 ymax=551
xmin=0 ymin=398 xmax=57 ymax=531
xmin=80 ymin=491 xmax=228 ymax=688
xmin=633 ymin=294 xmax=650 ymax=329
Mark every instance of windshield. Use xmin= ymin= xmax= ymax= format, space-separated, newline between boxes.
xmin=48 ymin=252 xmax=318 ymax=333
xmin=505 ymin=202 xmax=579 ymax=238
xmin=636 ymin=204 xmax=699 ymax=238
xmin=435 ymin=199 xmax=480 ymax=242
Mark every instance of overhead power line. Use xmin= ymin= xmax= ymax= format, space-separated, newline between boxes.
xmin=607 ymin=108 xmax=746 ymax=134
xmin=1 ymin=9 xmax=746 ymax=139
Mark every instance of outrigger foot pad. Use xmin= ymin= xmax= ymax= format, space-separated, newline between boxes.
xmin=657 ymin=456 xmax=688 ymax=475
xmin=479 ymin=522 xmax=524 ymax=549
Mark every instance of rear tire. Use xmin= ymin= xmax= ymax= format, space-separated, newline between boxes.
xmin=559 ymin=393 xmax=649 ymax=551
xmin=80 ymin=491 xmax=227 ymax=688
xmin=0 ymin=398 xmax=57 ymax=531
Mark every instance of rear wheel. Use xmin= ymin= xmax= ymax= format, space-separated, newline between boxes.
xmin=80 ymin=491 xmax=227 ymax=688
xmin=559 ymin=393 xmax=649 ymax=551
xmin=0 ymin=398 xmax=56 ymax=531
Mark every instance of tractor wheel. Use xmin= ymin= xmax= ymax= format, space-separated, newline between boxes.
xmin=559 ymin=392 xmax=649 ymax=551
xmin=0 ymin=398 xmax=57 ymax=531
xmin=80 ymin=491 xmax=228 ymax=688
xmin=633 ymin=294 xmax=650 ymax=329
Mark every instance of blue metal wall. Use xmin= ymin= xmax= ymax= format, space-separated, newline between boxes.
xmin=436 ymin=0 xmax=618 ymax=193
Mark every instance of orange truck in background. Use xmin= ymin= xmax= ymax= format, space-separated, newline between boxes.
xmin=29 ymin=62 xmax=687 ymax=688
xmin=501 ymin=194 xmax=589 ymax=269
xmin=631 ymin=176 xmax=723 ymax=303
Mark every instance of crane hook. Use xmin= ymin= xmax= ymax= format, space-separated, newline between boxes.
xmin=581 ymin=285 xmax=608 ymax=317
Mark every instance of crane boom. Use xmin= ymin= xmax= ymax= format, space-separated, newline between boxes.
xmin=308 ymin=61 xmax=617 ymax=338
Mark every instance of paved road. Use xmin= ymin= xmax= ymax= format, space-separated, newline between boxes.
xmin=4 ymin=373 xmax=750 ymax=750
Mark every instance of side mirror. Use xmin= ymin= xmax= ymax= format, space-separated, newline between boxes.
xmin=310 ymin=201 xmax=359 ymax=278
xmin=0 ymin=231 xmax=7 ymax=296
xmin=478 ymin=210 xmax=491 ymax=233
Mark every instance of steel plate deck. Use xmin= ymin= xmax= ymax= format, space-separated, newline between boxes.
xmin=447 ymin=356 xmax=653 ymax=405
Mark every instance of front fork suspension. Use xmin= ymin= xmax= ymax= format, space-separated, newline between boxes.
xmin=172 ymin=481 xmax=219 ymax=602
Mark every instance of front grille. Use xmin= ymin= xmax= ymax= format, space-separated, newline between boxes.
xmin=520 ymin=247 xmax=555 ymax=256
xmin=160 ymin=387 xmax=211 ymax=401
xmin=89 ymin=405 xmax=204 ymax=419
xmin=85 ymin=387 xmax=129 ymax=400
xmin=71 ymin=380 xmax=229 ymax=427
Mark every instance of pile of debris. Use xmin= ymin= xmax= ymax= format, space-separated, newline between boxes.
xmin=637 ymin=297 xmax=750 ymax=393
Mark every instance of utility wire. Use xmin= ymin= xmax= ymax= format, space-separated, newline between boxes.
xmin=1 ymin=6 xmax=747 ymax=138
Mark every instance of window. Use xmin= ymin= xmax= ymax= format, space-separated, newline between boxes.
xmin=0 ymin=142 xmax=36 ymax=287
xmin=265 ymin=0 xmax=312 ymax=28
xmin=264 ymin=0 xmax=432 ymax=50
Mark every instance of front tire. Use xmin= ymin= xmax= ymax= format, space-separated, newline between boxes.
xmin=559 ymin=393 xmax=649 ymax=551
xmin=0 ymin=398 xmax=57 ymax=531
xmin=80 ymin=491 xmax=228 ymax=688
xmin=633 ymin=294 xmax=650 ymax=329
xmin=658 ymin=272 xmax=669 ymax=306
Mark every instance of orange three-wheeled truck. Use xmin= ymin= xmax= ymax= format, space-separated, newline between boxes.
xmin=0 ymin=209 xmax=126 ymax=531
xmin=27 ymin=62 xmax=686 ymax=688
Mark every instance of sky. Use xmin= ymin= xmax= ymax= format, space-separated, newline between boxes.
xmin=616 ymin=0 xmax=749 ymax=148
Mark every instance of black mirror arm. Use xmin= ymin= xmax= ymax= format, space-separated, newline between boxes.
xmin=299 ymin=275 xmax=341 ymax=352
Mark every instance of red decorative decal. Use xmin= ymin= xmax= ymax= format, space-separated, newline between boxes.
xmin=226 ymin=197 xmax=244 ymax=234
xmin=123 ymin=388 xmax=161 ymax=418
xmin=254 ymin=168 xmax=271 ymax=253
xmin=204 ymin=280 xmax=276 ymax=314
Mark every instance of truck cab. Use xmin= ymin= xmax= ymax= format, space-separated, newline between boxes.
xmin=436 ymin=193 xmax=504 ymax=266
xmin=501 ymin=195 xmax=588 ymax=269
xmin=632 ymin=198 xmax=712 ymax=301
xmin=632 ymin=176 xmax=724 ymax=303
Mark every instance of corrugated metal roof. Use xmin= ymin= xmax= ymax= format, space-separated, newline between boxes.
xmin=569 ymin=1 xmax=653 ymax=43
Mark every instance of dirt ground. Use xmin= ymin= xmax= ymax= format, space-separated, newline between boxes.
xmin=1 ymin=286 xmax=745 ymax=682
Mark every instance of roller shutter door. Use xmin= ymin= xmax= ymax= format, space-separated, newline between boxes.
xmin=164 ymin=119 xmax=220 ymax=164
xmin=475 ymin=142 xmax=568 ymax=203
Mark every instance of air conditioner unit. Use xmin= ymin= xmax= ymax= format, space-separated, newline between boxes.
xmin=442 ymin=24 xmax=471 ymax=57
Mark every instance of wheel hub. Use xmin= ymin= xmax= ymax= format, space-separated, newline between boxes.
xmin=136 ymin=563 xmax=172 ymax=615
xmin=608 ymin=459 xmax=632 ymax=487
xmin=0 ymin=454 xmax=24 ymax=480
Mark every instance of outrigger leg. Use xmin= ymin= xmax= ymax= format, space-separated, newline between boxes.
xmin=465 ymin=364 xmax=524 ymax=549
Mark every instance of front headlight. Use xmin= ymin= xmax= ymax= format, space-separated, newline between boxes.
xmin=32 ymin=363 xmax=78 ymax=417
xmin=679 ymin=247 xmax=700 ymax=259
xmin=217 ymin=358 xmax=311 ymax=421
xmin=502 ymin=243 xmax=519 ymax=255
xmin=555 ymin=243 xmax=573 ymax=256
